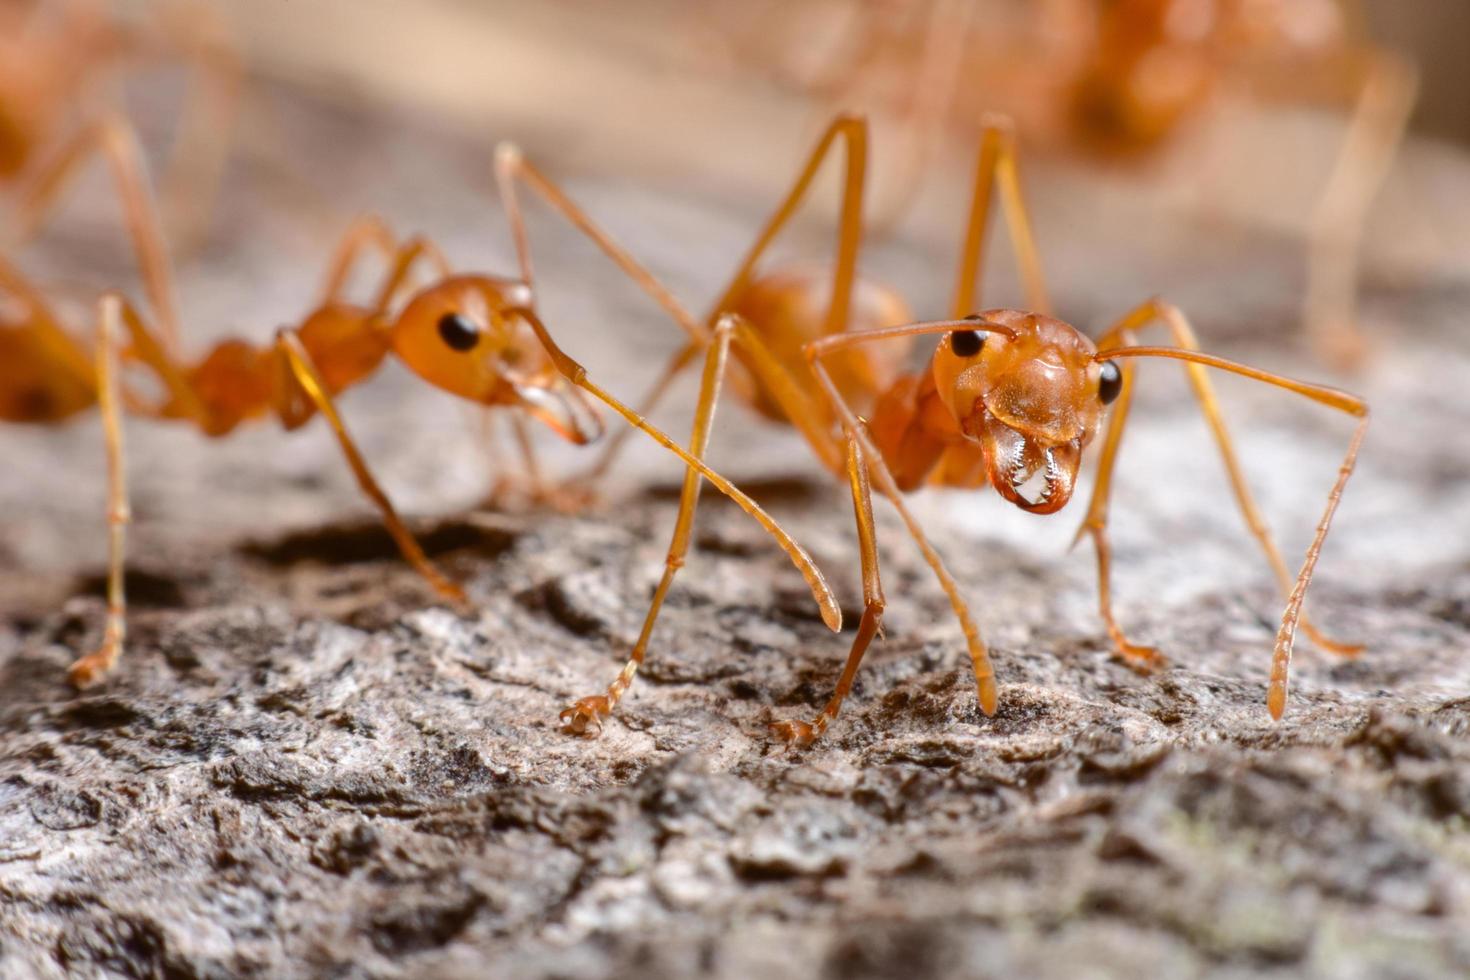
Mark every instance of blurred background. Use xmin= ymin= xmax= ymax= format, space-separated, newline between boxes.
xmin=12 ymin=0 xmax=1469 ymax=326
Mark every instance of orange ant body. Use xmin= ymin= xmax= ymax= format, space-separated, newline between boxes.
xmin=503 ymin=114 xmax=1368 ymax=743
xmin=698 ymin=0 xmax=1416 ymax=368
xmin=1 ymin=121 xmax=836 ymax=686
xmin=0 ymin=0 xmax=239 ymax=252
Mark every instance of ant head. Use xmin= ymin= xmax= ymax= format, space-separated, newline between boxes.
xmin=389 ymin=275 xmax=602 ymax=444
xmin=934 ymin=311 xmax=1119 ymax=514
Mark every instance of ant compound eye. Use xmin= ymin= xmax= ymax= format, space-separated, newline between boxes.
xmin=437 ymin=312 xmax=481 ymax=352
xmin=950 ymin=329 xmax=984 ymax=358
xmin=1098 ymin=360 xmax=1123 ymax=404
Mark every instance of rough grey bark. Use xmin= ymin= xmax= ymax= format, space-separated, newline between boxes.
xmin=2 ymin=84 xmax=1469 ymax=979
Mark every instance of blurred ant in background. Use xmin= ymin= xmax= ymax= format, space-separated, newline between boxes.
xmin=0 ymin=120 xmax=836 ymax=686
xmin=507 ymin=113 xmax=1367 ymax=742
xmin=0 ymin=0 xmax=240 ymax=256
xmin=693 ymin=0 xmax=1417 ymax=369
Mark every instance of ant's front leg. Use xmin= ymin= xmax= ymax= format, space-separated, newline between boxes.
xmin=1081 ymin=297 xmax=1369 ymax=717
xmin=1067 ymin=318 xmax=1165 ymax=671
xmin=275 ymin=330 xmax=468 ymax=606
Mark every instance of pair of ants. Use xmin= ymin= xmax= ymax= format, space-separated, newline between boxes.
xmin=3 ymin=105 xmax=1366 ymax=744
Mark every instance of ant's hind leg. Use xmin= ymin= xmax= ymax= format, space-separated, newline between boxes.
xmin=69 ymin=295 xmax=131 ymax=686
xmin=770 ymin=435 xmax=886 ymax=746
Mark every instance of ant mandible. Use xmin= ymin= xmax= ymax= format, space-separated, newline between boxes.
xmin=1 ymin=118 xmax=838 ymax=686
xmin=503 ymin=113 xmax=1368 ymax=743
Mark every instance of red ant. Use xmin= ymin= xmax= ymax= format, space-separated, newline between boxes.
xmin=503 ymin=113 xmax=1368 ymax=742
xmin=2 ymin=120 xmax=838 ymax=686
xmin=693 ymin=0 xmax=1417 ymax=369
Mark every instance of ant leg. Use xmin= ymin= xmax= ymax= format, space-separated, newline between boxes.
xmin=1094 ymin=304 xmax=1369 ymax=719
xmin=1088 ymin=297 xmax=1362 ymax=658
xmin=495 ymin=144 xmax=708 ymax=344
xmin=68 ymin=294 xmax=131 ymax=686
xmin=577 ymin=339 xmax=701 ymax=484
xmin=559 ymin=313 xmax=844 ymax=736
xmin=771 ymin=434 xmax=886 ymax=745
xmin=498 ymin=412 xmax=585 ymax=513
xmin=275 ymin=329 xmax=467 ymax=606
xmin=805 ymin=319 xmax=1024 ymax=718
xmin=1304 ymin=51 xmax=1417 ymax=369
xmin=151 ymin=4 xmax=243 ymax=255
xmin=90 ymin=0 xmax=245 ymax=254
xmin=951 ymin=116 xmax=1050 ymax=317
xmin=710 ymin=113 xmax=867 ymax=336
xmin=495 ymin=145 xmax=712 ymax=482
xmin=370 ymin=236 xmax=453 ymax=313
xmin=512 ymin=306 xmax=842 ymax=637
xmin=497 ymin=118 xmax=866 ymax=480
xmin=8 ymin=114 xmax=182 ymax=351
xmin=559 ymin=324 xmax=731 ymax=736
xmin=316 ymin=215 xmax=398 ymax=304
xmin=866 ymin=0 xmax=975 ymax=228
xmin=500 ymin=116 xmax=866 ymax=342
xmin=1068 ymin=315 xmax=1164 ymax=670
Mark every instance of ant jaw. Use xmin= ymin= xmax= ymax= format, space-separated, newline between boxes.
xmin=979 ymin=419 xmax=1080 ymax=515
xmin=510 ymin=378 xmax=605 ymax=445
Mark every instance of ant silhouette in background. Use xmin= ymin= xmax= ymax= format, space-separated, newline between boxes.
xmin=1 ymin=0 xmax=241 ymax=254
xmin=694 ymin=0 xmax=1416 ymax=369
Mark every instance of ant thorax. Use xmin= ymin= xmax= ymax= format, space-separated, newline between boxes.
xmin=725 ymin=266 xmax=913 ymax=422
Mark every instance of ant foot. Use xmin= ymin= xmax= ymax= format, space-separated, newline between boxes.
xmin=67 ymin=647 xmax=118 ymax=688
xmin=1322 ymin=640 xmax=1364 ymax=660
xmin=560 ymin=695 xmax=613 ymax=737
xmin=769 ymin=719 xmax=818 ymax=746
xmin=1116 ymin=642 xmax=1167 ymax=674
